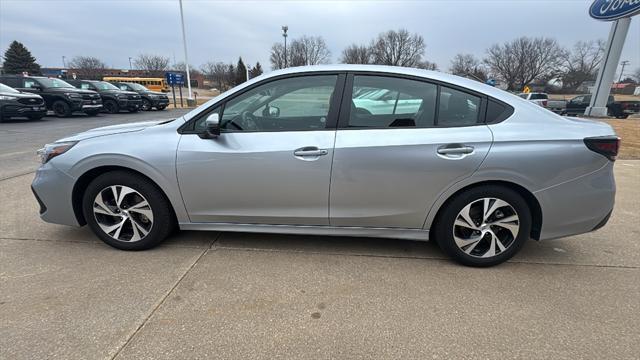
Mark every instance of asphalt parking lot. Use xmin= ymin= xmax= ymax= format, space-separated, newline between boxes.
xmin=1 ymin=111 xmax=639 ymax=359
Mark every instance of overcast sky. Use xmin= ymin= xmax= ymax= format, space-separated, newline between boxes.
xmin=1 ymin=0 xmax=639 ymax=77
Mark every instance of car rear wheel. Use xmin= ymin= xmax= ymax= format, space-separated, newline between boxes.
xmin=103 ymin=100 xmax=119 ymax=114
xmin=141 ymin=99 xmax=152 ymax=111
xmin=434 ymin=186 xmax=531 ymax=267
xmin=53 ymin=100 xmax=72 ymax=117
xmin=82 ymin=171 xmax=175 ymax=250
xmin=157 ymin=105 xmax=167 ymax=111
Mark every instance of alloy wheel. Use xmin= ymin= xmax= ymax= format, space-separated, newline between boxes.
xmin=93 ymin=185 xmax=154 ymax=242
xmin=452 ymin=197 xmax=520 ymax=258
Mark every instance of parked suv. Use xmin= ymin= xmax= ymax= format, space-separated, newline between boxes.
xmin=0 ymin=82 xmax=47 ymax=122
xmin=0 ymin=75 xmax=102 ymax=117
xmin=563 ymin=94 xmax=640 ymax=119
xmin=110 ymin=82 xmax=169 ymax=111
xmin=66 ymin=80 xmax=142 ymax=114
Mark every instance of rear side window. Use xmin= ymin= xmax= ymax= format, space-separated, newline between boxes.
xmin=437 ymin=86 xmax=481 ymax=127
xmin=348 ymin=75 xmax=437 ymax=128
xmin=486 ymin=100 xmax=514 ymax=123
xmin=529 ymin=93 xmax=548 ymax=100
xmin=23 ymin=79 xmax=39 ymax=88
xmin=0 ymin=77 xmax=20 ymax=87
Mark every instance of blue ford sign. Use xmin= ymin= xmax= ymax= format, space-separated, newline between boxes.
xmin=589 ymin=0 xmax=640 ymax=21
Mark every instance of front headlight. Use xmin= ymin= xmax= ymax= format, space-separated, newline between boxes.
xmin=116 ymin=94 xmax=127 ymax=99
xmin=65 ymin=93 xmax=82 ymax=98
xmin=148 ymin=94 xmax=159 ymax=99
xmin=37 ymin=141 xmax=78 ymax=164
xmin=0 ymin=95 xmax=18 ymax=100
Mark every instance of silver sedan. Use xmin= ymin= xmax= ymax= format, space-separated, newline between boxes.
xmin=32 ymin=65 xmax=618 ymax=266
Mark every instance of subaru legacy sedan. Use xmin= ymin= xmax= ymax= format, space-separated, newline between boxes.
xmin=32 ymin=65 xmax=618 ymax=267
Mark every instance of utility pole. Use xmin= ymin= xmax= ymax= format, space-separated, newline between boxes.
xmin=62 ymin=56 xmax=66 ymax=68
xmin=178 ymin=0 xmax=193 ymax=101
xmin=282 ymin=25 xmax=288 ymax=68
xmin=128 ymin=57 xmax=133 ymax=70
xmin=618 ymin=60 xmax=630 ymax=82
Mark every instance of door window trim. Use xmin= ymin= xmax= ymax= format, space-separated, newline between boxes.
xmin=338 ymin=72 xmax=489 ymax=130
xmin=179 ymin=72 xmax=347 ymax=134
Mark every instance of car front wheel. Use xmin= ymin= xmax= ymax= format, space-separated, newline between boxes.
xmin=82 ymin=171 xmax=175 ymax=250
xmin=434 ymin=186 xmax=531 ymax=267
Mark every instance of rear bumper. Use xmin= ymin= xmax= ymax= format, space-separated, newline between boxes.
xmin=535 ymin=162 xmax=615 ymax=240
xmin=31 ymin=162 xmax=80 ymax=226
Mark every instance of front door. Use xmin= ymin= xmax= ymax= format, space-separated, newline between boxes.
xmin=177 ymin=74 xmax=344 ymax=225
xmin=330 ymin=74 xmax=493 ymax=229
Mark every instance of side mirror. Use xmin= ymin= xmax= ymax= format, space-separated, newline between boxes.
xmin=199 ymin=113 xmax=220 ymax=139
xmin=263 ymin=105 xmax=280 ymax=118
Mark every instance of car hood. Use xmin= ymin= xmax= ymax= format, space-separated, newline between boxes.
xmin=142 ymin=90 xmax=167 ymax=96
xmin=0 ymin=91 xmax=42 ymax=99
xmin=48 ymin=87 xmax=97 ymax=95
xmin=100 ymin=89 xmax=138 ymax=96
xmin=57 ymin=120 xmax=167 ymax=142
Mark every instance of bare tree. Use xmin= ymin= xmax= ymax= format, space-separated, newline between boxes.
xmin=133 ymin=54 xmax=170 ymax=72
xmin=450 ymin=54 xmax=487 ymax=81
xmin=370 ymin=29 xmax=425 ymax=67
xmin=289 ymin=36 xmax=331 ymax=66
xmin=634 ymin=67 xmax=640 ymax=83
xmin=559 ymin=40 xmax=605 ymax=91
xmin=484 ymin=37 xmax=564 ymax=90
xmin=270 ymin=43 xmax=287 ymax=70
xmin=416 ymin=60 xmax=439 ymax=71
xmin=67 ymin=56 xmax=106 ymax=80
xmin=340 ymin=44 xmax=372 ymax=64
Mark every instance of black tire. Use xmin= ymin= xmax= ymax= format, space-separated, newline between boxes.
xmin=433 ymin=185 xmax=531 ymax=267
xmin=129 ymin=107 xmax=139 ymax=113
xmin=52 ymin=100 xmax=72 ymax=117
xmin=28 ymin=114 xmax=44 ymax=121
xmin=141 ymin=98 xmax=152 ymax=111
xmin=103 ymin=100 xmax=120 ymax=114
xmin=85 ymin=110 xmax=100 ymax=117
xmin=616 ymin=114 xmax=629 ymax=119
xmin=82 ymin=171 xmax=175 ymax=250
xmin=157 ymin=105 xmax=167 ymax=111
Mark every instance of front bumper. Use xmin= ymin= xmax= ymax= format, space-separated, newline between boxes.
xmin=1 ymin=104 xmax=47 ymax=118
xmin=535 ymin=162 xmax=615 ymax=240
xmin=31 ymin=162 xmax=80 ymax=226
xmin=151 ymin=97 xmax=169 ymax=107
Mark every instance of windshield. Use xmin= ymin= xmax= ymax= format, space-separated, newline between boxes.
xmin=37 ymin=78 xmax=74 ymax=88
xmin=125 ymin=82 xmax=148 ymax=91
xmin=94 ymin=81 xmax=120 ymax=90
xmin=0 ymin=83 xmax=19 ymax=93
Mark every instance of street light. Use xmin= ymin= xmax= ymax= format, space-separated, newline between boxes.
xmin=282 ymin=25 xmax=288 ymax=68
xmin=62 ymin=56 xmax=66 ymax=68
xmin=178 ymin=0 xmax=193 ymax=101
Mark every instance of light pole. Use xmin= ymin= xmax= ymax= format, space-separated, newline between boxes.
xmin=62 ymin=56 xmax=66 ymax=68
xmin=128 ymin=57 xmax=133 ymax=70
xmin=282 ymin=25 xmax=288 ymax=68
xmin=618 ymin=60 xmax=630 ymax=83
xmin=178 ymin=0 xmax=193 ymax=101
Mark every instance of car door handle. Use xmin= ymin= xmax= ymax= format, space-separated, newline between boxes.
xmin=293 ymin=147 xmax=328 ymax=157
xmin=437 ymin=145 xmax=475 ymax=155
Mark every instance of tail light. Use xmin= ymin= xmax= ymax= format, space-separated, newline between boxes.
xmin=542 ymin=100 xmax=548 ymax=107
xmin=584 ymin=136 xmax=620 ymax=161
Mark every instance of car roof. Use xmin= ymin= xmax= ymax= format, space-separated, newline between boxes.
xmin=245 ymin=64 xmax=518 ymax=104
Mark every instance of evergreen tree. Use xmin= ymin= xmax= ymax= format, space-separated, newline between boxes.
xmin=2 ymin=41 xmax=41 ymax=75
xmin=249 ymin=62 xmax=264 ymax=79
xmin=235 ymin=57 xmax=247 ymax=85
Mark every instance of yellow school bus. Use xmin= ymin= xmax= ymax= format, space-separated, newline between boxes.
xmin=103 ymin=77 xmax=169 ymax=92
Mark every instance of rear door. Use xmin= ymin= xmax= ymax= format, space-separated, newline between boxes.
xmin=329 ymin=74 xmax=493 ymax=229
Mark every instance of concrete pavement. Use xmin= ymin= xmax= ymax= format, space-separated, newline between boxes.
xmin=1 ymin=112 xmax=639 ymax=359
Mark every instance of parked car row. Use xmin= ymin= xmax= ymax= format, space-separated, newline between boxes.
xmin=0 ymin=75 xmax=169 ymax=122
xmin=518 ymin=92 xmax=640 ymax=118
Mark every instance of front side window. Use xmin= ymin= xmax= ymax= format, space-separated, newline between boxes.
xmin=437 ymin=86 xmax=481 ymax=126
xmin=34 ymin=78 xmax=74 ymax=88
xmin=218 ymin=75 xmax=337 ymax=132
xmin=348 ymin=75 xmax=436 ymax=128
